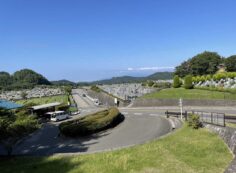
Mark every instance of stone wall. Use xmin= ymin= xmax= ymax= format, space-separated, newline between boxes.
xmin=131 ymin=98 xmax=236 ymax=107
xmin=205 ymin=124 xmax=236 ymax=173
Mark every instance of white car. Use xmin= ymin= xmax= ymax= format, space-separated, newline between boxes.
xmin=71 ymin=111 xmax=80 ymax=116
xmin=46 ymin=111 xmax=69 ymax=122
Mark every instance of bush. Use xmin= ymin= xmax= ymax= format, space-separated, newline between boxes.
xmin=153 ymin=82 xmax=171 ymax=89
xmin=173 ymin=75 xmax=181 ymax=88
xmin=187 ymin=114 xmax=202 ymax=129
xmin=59 ymin=108 xmax=124 ymax=137
xmin=184 ymin=75 xmax=193 ymax=89
xmin=90 ymin=85 xmax=101 ymax=92
xmin=147 ymin=80 xmax=155 ymax=87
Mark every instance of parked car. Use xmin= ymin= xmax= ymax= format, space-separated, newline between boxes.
xmin=46 ymin=111 xmax=69 ymax=122
xmin=71 ymin=111 xmax=80 ymax=116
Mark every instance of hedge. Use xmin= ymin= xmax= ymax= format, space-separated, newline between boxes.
xmin=59 ymin=107 xmax=124 ymax=137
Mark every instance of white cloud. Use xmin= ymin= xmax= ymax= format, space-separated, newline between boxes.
xmin=127 ymin=66 xmax=174 ymax=71
xmin=127 ymin=67 xmax=134 ymax=71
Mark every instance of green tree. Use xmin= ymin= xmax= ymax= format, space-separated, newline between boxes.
xmin=64 ymin=86 xmax=72 ymax=95
xmin=147 ymin=80 xmax=155 ymax=87
xmin=0 ymin=107 xmax=39 ymax=156
xmin=175 ymin=51 xmax=223 ymax=77
xmin=184 ymin=75 xmax=193 ymax=89
xmin=173 ymin=75 xmax=181 ymax=88
xmin=0 ymin=72 xmax=13 ymax=88
xmin=175 ymin=60 xmax=192 ymax=77
xmin=225 ymin=55 xmax=236 ymax=72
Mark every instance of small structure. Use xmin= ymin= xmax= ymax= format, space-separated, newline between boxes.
xmin=217 ymin=63 xmax=226 ymax=73
xmin=0 ymin=99 xmax=23 ymax=110
xmin=28 ymin=102 xmax=61 ymax=117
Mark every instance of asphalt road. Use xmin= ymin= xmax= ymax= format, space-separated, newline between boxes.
xmin=72 ymin=89 xmax=96 ymax=109
xmin=0 ymin=109 xmax=171 ymax=156
xmin=1 ymin=90 xmax=235 ymax=156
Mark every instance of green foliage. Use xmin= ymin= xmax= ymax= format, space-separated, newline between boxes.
xmin=187 ymin=114 xmax=202 ymax=129
xmin=59 ymin=108 xmax=124 ymax=137
xmin=0 ymin=108 xmax=39 ymax=155
xmin=0 ymin=69 xmax=51 ymax=90
xmin=173 ymin=75 xmax=181 ymax=88
xmin=56 ymin=104 xmax=70 ymax=112
xmin=17 ymin=95 xmax=68 ymax=106
xmin=147 ymin=80 xmax=154 ymax=87
xmin=143 ymin=88 xmax=236 ymax=100
xmin=153 ymin=82 xmax=171 ymax=89
xmin=175 ymin=51 xmax=223 ymax=77
xmin=64 ymin=86 xmax=72 ymax=95
xmin=225 ymin=55 xmax=236 ymax=72
xmin=0 ymin=72 xmax=13 ymax=87
xmin=184 ymin=75 xmax=193 ymax=89
xmin=90 ymin=85 xmax=101 ymax=92
xmin=0 ymin=124 xmax=232 ymax=173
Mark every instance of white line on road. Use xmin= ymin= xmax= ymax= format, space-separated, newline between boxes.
xmin=134 ymin=113 xmax=143 ymax=115
xmin=122 ymin=112 xmax=128 ymax=115
xmin=149 ymin=114 xmax=159 ymax=116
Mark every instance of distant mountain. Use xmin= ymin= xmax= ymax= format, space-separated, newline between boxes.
xmin=0 ymin=69 xmax=51 ymax=90
xmin=88 ymin=72 xmax=173 ymax=85
xmin=147 ymin=72 xmax=174 ymax=80
xmin=51 ymin=79 xmax=76 ymax=86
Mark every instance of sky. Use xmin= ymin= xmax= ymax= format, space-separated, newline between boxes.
xmin=0 ymin=0 xmax=236 ymax=82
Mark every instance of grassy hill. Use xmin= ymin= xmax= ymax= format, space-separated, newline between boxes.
xmin=143 ymin=88 xmax=236 ymax=100
xmin=0 ymin=124 xmax=232 ymax=173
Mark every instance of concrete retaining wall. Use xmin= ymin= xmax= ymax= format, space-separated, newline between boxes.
xmin=205 ymin=125 xmax=236 ymax=173
xmin=131 ymin=98 xmax=236 ymax=107
xmin=86 ymin=90 xmax=128 ymax=107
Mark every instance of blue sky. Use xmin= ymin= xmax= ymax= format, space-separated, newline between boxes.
xmin=0 ymin=0 xmax=236 ymax=81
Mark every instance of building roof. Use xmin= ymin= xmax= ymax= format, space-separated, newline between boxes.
xmin=30 ymin=102 xmax=61 ymax=110
xmin=0 ymin=99 xmax=23 ymax=110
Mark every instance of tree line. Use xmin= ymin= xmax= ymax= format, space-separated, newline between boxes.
xmin=175 ymin=51 xmax=236 ymax=77
xmin=0 ymin=69 xmax=51 ymax=90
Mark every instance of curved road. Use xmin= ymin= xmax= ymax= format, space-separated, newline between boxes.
xmin=2 ymin=111 xmax=171 ymax=156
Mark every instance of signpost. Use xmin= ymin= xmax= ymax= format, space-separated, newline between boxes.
xmin=179 ymin=98 xmax=183 ymax=120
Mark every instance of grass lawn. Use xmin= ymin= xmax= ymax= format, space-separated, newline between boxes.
xmin=0 ymin=125 xmax=232 ymax=173
xmin=143 ymin=88 xmax=236 ymax=100
xmin=226 ymin=123 xmax=236 ymax=128
xmin=16 ymin=95 xmax=68 ymax=105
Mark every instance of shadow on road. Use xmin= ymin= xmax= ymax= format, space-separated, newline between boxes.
xmin=0 ymin=114 xmax=125 ymax=156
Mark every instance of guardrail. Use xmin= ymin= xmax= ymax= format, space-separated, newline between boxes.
xmin=165 ymin=110 xmax=226 ymax=127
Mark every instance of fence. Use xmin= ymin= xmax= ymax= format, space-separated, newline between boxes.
xmin=165 ymin=110 xmax=226 ymax=127
xmin=190 ymin=111 xmax=225 ymax=127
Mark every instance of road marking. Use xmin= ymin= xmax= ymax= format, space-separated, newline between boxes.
xmin=149 ymin=114 xmax=159 ymax=116
xmin=134 ymin=113 xmax=143 ymax=115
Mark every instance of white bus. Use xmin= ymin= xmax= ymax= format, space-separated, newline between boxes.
xmin=46 ymin=111 xmax=69 ymax=122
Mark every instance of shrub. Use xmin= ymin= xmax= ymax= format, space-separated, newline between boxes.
xmin=91 ymin=85 xmax=101 ymax=92
xmin=184 ymin=75 xmax=193 ymax=89
xmin=173 ymin=75 xmax=181 ymax=88
xmin=147 ymin=80 xmax=155 ymax=87
xmin=153 ymin=82 xmax=171 ymax=89
xmin=59 ymin=108 xmax=124 ymax=137
xmin=187 ymin=114 xmax=202 ymax=129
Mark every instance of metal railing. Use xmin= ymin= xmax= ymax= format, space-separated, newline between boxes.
xmin=190 ymin=111 xmax=225 ymax=127
xmin=165 ymin=110 xmax=226 ymax=127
